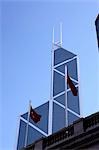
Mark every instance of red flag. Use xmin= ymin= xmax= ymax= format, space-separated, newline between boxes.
xmin=67 ymin=74 xmax=78 ymax=96
xmin=30 ymin=106 xmax=41 ymax=123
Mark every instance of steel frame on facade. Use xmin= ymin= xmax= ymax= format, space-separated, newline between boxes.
xmin=48 ymin=26 xmax=81 ymax=135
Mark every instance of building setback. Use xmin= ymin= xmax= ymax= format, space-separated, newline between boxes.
xmin=22 ymin=111 xmax=99 ymax=150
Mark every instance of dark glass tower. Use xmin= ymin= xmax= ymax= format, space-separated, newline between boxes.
xmin=17 ymin=31 xmax=81 ymax=150
xmin=95 ymin=14 xmax=99 ymax=49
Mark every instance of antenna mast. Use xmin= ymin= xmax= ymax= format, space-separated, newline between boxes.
xmin=60 ymin=22 xmax=62 ymax=47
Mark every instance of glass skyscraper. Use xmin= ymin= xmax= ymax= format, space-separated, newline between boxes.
xmin=17 ymin=41 xmax=81 ymax=150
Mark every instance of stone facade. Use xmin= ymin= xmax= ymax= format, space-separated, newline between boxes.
xmin=22 ymin=111 xmax=99 ymax=150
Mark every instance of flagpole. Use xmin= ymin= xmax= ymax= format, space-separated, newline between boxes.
xmin=65 ymin=65 xmax=68 ymax=127
xmin=24 ymin=100 xmax=31 ymax=147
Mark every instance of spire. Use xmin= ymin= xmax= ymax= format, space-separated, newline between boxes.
xmin=60 ymin=22 xmax=62 ymax=46
xmin=52 ymin=23 xmax=63 ymax=48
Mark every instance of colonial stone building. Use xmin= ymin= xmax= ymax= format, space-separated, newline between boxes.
xmin=22 ymin=111 xmax=99 ymax=150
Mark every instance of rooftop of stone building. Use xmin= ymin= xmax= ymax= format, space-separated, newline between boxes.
xmin=22 ymin=111 xmax=99 ymax=150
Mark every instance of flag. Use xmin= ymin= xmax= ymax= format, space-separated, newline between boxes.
xmin=30 ymin=106 xmax=41 ymax=123
xmin=67 ymin=74 xmax=78 ymax=96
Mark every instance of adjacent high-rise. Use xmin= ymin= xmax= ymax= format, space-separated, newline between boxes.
xmin=95 ymin=14 xmax=99 ymax=49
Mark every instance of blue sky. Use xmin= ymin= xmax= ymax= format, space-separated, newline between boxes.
xmin=1 ymin=0 xmax=99 ymax=150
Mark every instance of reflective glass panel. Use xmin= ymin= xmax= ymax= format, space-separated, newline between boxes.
xmin=21 ymin=112 xmax=28 ymax=120
xmin=54 ymin=94 xmax=65 ymax=105
xmin=55 ymin=58 xmax=78 ymax=81
xmin=67 ymin=88 xmax=80 ymax=114
xmin=67 ymin=58 xmax=78 ymax=81
xmin=29 ymin=102 xmax=49 ymax=134
xmin=53 ymin=71 xmax=65 ymax=96
xmin=52 ymin=102 xmax=65 ymax=133
xmin=68 ymin=111 xmax=79 ymax=125
xmin=17 ymin=120 xmax=26 ymax=150
xmin=54 ymin=48 xmax=76 ymax=66
xmin=21 ymin=102 xmax=49 ymax=137
xmin=27 ymin=125 xmax=45 ymax=146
